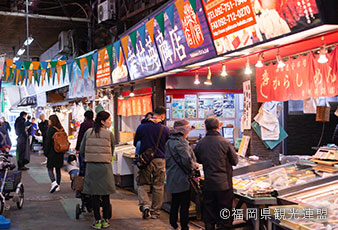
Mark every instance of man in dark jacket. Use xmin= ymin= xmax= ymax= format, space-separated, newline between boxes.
xmin=38 ymin=114 xmax=49 ymax=165
xmin=15 ymin=111 xmax=29 ymax=171
xmin=134 ymin=106 xmax=170 ymax=219
xmin=1 ymin=117 xmax=11 ymax=134
xmin=195 ymin=116 xmax=238 ymax=230
xmin=75 ymin=110 xmax=94 ymax=154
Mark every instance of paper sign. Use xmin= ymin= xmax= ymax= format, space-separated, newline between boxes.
xmin=96 ymin=48 xmax=112 ymax=87
xmin=238 ymin=135 xmax=250 ymax=157
xmin=242 ymin=80 xmax=251 ymax=130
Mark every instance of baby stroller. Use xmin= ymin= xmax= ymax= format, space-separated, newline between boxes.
xmin=0 ymin=152 xmax=24 ymax=214
xmin=72 ymin=154 xmax=112 ymax=220
xmin=71 ymin=154 xmax=92 ymax=219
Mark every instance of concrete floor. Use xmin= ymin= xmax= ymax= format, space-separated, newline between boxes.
xmin=3 ymin=153 xmax=203 ymax=230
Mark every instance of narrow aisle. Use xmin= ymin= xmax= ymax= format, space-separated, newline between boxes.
xmin=4 ymin=154 xmax=201 ymax=230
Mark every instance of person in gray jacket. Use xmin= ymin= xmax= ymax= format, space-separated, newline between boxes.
xmin=80 ymin=111 xmax=116 ymax=229
xmin=195 ymin=116 xmax=238 ymax=230
xmin=165 ymin=119 xmax=198 ymax=230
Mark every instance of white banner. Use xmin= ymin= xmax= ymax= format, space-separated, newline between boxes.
xmin=242 ymin=80 xmax=252 ymax=131
xmin=0 ymin=55 xmax=5 ymax=79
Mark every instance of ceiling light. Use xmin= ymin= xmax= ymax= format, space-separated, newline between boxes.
xmin=17 ymin=48 xmax=25 ymax=56
xmin=204 ymin=67 xmax=212 ymax=85
xmin=13 ymin=57 xmax=20 ymax=62
xmin=24 ymin=37 xmax=34 ymax=46
xmin=318 ymin=46 xmax=328 ymax=63
xmin=255 ymin=53 xmax=264 ymax=68
xmin=277 ymin=55 xmax=286 ymax=68
xmin=194 ymin=72 xmax=200 ymax=85
xmin=245 ymin=58 xmax=252 ymax=75
xmin=221 ymin=64 xmax=227 ymax=77
xmin=129 ymin=85 xmax=135 ymax=97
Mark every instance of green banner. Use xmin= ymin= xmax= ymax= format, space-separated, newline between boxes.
xmin=106 ymin=44 xmax=114 ymax=69
xmin=62 ymin=64 xmax=67 ymax=82
xmin=86 ymin=55 xmax=93 ymax=74
xmin=23 ymin=61 xmax=31 ymax=70
xmin=189 ymin=0 xmax=197 ymax=14
xmin=129 ymin=31 xmax=137 ymax=55
xmin=155 ymin=12 xmax=165 ymax=37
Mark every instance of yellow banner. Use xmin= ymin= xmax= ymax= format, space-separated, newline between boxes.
xmin=175 ymin=0 xmax=185 ymax=21
xmin=121 ymin=36 xmax=129 ymax=59
xmin=56 ymin=65 xmax=62 ymax=84
xmin=146 ymin=18 xmax=155 ymax=44
xmin=80 ymin=57 xmax=87 ymax=77
xmin=28 ymin=70 xmax=33 ymax=86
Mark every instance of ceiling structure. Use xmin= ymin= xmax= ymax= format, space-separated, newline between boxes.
xmin=0 ymin=0 xmax=90 ymax=60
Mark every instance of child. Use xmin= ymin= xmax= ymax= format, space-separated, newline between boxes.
xmin=67 ymin=154 xmax=79 ymax=180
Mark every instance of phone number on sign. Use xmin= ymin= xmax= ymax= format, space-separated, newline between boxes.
xmin=207 ymin=0 xmax=249 ymax=21
xmin=209 ymin=6 xmax=252 ymax=31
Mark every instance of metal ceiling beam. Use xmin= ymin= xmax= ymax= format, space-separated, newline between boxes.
xmin=0 ymin=10 xmax=89 ymax=22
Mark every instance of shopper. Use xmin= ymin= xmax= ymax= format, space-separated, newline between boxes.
xmin=44 ymin=115 xmax=65 ymax=193
xmin=165 ymin=119 xmax=198 ymax=230
xmin=75 ymin=110 xmax=94 ymax=155
xmin=194 ymin=116 xmax=238 ymax=230
xmin=80 ymin=111 xmax=115 ymax=229
xmin=25 ymin=115 xmax=33 ymax=152
xmin=0 ymin=123 xmax=11 ymax=154
xmin=66 ymin=154 xmax=79 ymax=180
xmin=1 ymin=117 xmax=11 ymax=134
xmin=31 ymin=118 xmax=38 ymax=148
xmin=15 ymin=111 xmax=29 ymax=171
xmin=134 ymin=106 xmax=170 ymax=219
xmin=134 ymin=112 xmax=154 ymax=160
xmin=38 ymin=114 xmax=49 ymax=165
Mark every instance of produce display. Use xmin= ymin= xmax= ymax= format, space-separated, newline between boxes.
xmin=233 ymin=161 xmax=323 ymax=197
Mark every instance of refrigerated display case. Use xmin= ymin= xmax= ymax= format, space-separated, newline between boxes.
xmin=233 ymin=161 xmax=338 ymax=198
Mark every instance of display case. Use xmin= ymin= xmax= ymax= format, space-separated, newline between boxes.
xmin=112 ymin=143 xmax=135 ymax=187
xmin=233 ymin=161 xmax=338 ymax=198
xmin=233 ymin=157 xmax=273 ymax=176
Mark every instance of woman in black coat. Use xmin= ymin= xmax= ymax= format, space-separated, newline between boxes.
xmin=44 ymin=115 xmax=65 ymax=193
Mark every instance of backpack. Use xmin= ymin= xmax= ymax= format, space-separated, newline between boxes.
xmin=52 ymin=126 xmax=70 ymax=153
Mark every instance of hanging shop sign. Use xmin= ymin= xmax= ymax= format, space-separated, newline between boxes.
xmin=111 ymin=41 xmax=129 ymax=84
xmin=202 ymin=0 xmax=321 ymax=55
xmin=69 ymin=60 xmax=95 ymax=99
xmin=121 ymin=23 xmax=163 ymax=81
xmin=256 ymin=47 xmax=338 ymax=102
xmin=117 ymin=95 xmax=153 ymax=117
xmin=96 ymin=48 xmax=112 ymax=88
xmin=153 ymin=0 xmax=216 ymax=71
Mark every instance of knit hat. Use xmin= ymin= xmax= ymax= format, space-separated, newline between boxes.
xmin=173 ymin=119 xmax=194 ymax=135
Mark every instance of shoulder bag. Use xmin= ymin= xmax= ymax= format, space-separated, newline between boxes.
xmin=168 ymin=145 xmax=202 ymax=195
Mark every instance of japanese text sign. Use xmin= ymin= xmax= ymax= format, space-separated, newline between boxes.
xmin=203 ymin=0 xmax=320 ymax=55
xmin=154 ymin=0 xmax=216 ymax=71
xmin=123 ymin=23 xmax=163 ymax=80
xmin=96 ymin=48 xmax=112 ymax=87
xmin=117 ymin=95 xmax=153 ymax=117
xmin=256 ymin=47 xmax=338 ymax=102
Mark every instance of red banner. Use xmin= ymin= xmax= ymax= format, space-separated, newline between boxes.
xmin=117 ymin=95 xmax=153 ymax=116
xmin=256 ymin=47 xmax=338 ymax=102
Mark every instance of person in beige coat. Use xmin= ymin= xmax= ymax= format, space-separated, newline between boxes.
xmin=80 ymin=111 xmax=116 ymax=229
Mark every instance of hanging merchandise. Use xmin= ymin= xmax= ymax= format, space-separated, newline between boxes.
xmin=316 ymin=99 xmax=330 ymax=122
xmin=303 ymin=98 xmax=319 ymax=114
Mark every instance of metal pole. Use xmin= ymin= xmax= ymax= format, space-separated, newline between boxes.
xmin=26 ymin=0 xmax=29 ymax=60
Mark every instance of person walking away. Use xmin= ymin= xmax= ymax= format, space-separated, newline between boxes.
xmin=165 ymin=119 xmax=198 ymax=230
xmin=25 ymin=115 xmax=33 ymax=152
xmin=1 ymin=117 xmax=11 ymax=135
xmin=0 ymin=123 xmax=12 ymax=154
xmin=75 ymin=110 xmax=94 ymax=155
xmin=44 ymin=115 xmax=66 ymax=193
xmin=134 ymin=106 xmax=170 ymax=219
xmin=134 ymin=112 xmax=154 ymax=163
xmin=38 ymin=114 xmax=49 ymax=165
xmin=194 ymin=116 xmax=238 ymax=230
xmin=15 ymin=112 xmax=29 ymax=171
xmin=31 ymin=118 xmax=38 ymax=149
xmin=80 ymin=111 xmax=116 ymax=229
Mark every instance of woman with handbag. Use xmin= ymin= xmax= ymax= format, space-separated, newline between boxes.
xmin=165 ymin=119 xmax=199 ymax=230
xmin=44 ymin=115 xmax=65 ymax=193
xmin=80 ymin=111 xmax=116 ymax=229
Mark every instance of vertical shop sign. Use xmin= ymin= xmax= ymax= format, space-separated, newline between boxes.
xmin=242 ymin=80 xmax=251 ymax=131
xmin=96 ymin=48 xmax=112 ymax=87
xmin=203 ymin=0 xmax=320 ymax=55
xmin=111 ymin=45 xmax=129 ymax=84
xmin=154 ymin=0 xmax=216 ymax=71
xmin=123 ymin=23 xmax=163 ymax=80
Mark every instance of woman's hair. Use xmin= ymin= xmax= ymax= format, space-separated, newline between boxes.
xmin=67 ymin=154 xmax=77 ymax=164
xmin=49 ymin=115 xmax=63 ymax=129
xmin=92 ymin=111 xmax=110 ymax=137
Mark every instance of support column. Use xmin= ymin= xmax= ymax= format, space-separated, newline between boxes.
xmin=152 ymin=78 xmax=165 ymax=109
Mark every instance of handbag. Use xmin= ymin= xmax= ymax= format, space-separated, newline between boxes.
xmin=168 ymin=145 xmax=202 ymax=195
xmin=136 ymin=125 xmax=164 ymax=169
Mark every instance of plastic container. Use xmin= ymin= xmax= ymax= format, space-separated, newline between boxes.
xmin=0 ymin=215 xmax=10 ymax=229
